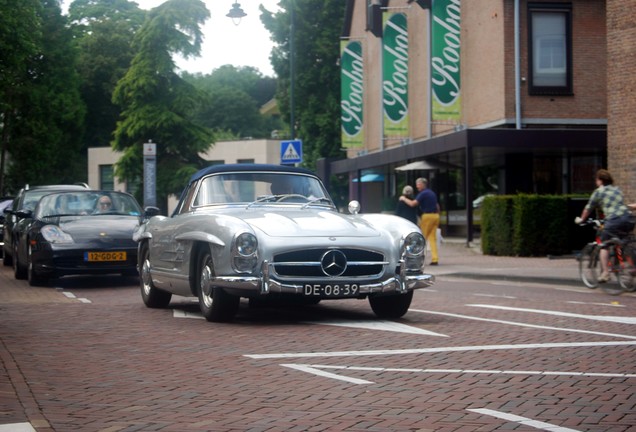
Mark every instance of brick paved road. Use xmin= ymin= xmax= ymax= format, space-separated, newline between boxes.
xmin=1 ymin=265 xmax=635 ymax=431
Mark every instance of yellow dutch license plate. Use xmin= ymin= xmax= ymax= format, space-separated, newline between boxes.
xmin=84 ymin=251 xmax=127 ymax=262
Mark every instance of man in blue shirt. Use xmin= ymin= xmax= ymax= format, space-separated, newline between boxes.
xmin=400 ymin=177 xmax=440 ymax=265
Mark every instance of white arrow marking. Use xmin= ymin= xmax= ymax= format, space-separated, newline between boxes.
xmin=468 ymin=408 xmax=582 ymax=432
xmin=468 ymin=304 xmax=636 ymax=324
xmin=245 ymin=340 xmax=636 ymax=359
xmin=281 ymin=364 xmax=373 ymax=384
xmin=303 ymin=320 xmax=447 ymax=336
xmin=280 ymin=364 xmax=636 ymax=385
xmin=410 ymin=309 xmax=636 ymax=340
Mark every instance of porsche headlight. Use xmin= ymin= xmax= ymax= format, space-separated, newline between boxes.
xmin=232 ymin=232 xmax=258 ymax=272
xmin=403 ymin=232 xmax=425 ymax=256
xmin=41 ymin=225 xmax=74 ymax=244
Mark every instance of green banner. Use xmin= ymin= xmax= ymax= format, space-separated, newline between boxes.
xmin=432 ymin=0 xmax=461 ymax=122
xmin=341 ymin=40 xmax=364 ymax=148
xmin=383 ymin=13 xmax=409 ymax=137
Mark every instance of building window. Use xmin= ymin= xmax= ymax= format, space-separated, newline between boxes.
xmin=99 ymin=165 xmax=114 ymax=190
xmin=528 ymin=3 xmax=572 ymax=95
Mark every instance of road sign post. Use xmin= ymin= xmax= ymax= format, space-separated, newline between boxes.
xmin=143 ymin=140 xmax=156 ymax=208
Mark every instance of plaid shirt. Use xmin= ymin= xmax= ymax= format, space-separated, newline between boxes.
xmin=585 ymin=185 xmax=629 ymax=219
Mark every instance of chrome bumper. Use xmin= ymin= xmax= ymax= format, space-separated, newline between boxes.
xmin=212 ymin=260 xmax=435 ymax=296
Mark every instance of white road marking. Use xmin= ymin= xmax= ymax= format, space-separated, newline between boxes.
xmin=304 ymin=320 xmax=448 ymax=337
xmin=409 ymin=309 xmax=636 ymax=340
xmin=0 ymin=423 xmax=36 ymax=432
xmin=469 ymin=304 xmax=636 ymax=324
xmin=566 ymin=300 xmax=624 ymax=307
xmin=62 ymin=292 xmax=76 ymax=299
xmin=468 ymin=408 xmax=582 ymax=432
xmin=473 ymin=293 xmax=517 ymax=299
xmin=244 ymin=340 xmax=636 ymax=359
xmin=281 ymin=364 xmax=373 ymax=384
xmin=174 ymin=310 xmax=446 ymax=336
xmin=78 ymin=298 xmax=92 ymax=303
xmin=173 ymin=310 xmax=204 ymax=319
xmin=280 ymin=363 xmax=636 ymax=385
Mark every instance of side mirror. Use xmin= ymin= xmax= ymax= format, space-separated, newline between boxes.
xmin=144 ymin=206 xmax=161 ymax=218
xmin=15 ymin=209 xmax=33 ymax=219
xmin=3 ymin=208 xmax=12 ymax=215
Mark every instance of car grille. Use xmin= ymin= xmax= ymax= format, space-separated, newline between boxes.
xmin=273 ymin=248 xmax=385 ymax=278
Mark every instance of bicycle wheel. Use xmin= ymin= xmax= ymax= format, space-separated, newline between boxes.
xmin=618 ymin=241 xmax=636 ymax=292
xmin=579 ymin=244 xmax=599 ymax=289
xmin=602 ymin=245 xmax=625 ymax=296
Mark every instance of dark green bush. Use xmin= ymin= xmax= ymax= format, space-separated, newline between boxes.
xmin=481 ymin=194 xmax=584 ymax=256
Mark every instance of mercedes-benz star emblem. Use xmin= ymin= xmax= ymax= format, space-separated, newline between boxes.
xmin=320 ymin=250 xmax=347 ymax=277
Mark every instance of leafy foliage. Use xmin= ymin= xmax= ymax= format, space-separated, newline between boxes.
xmin=261 ymin=0 xmax=346 ymax=169
xmin=69 ymin=0 xmax=145 ymax=149
xmin=1 ymin=0 xmax=85 ymax=192
xmin=112 ymin=0 xmax=213 ymax=208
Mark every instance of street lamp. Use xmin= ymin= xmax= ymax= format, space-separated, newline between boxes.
xmin=226 ymin=2 xmax=247 ymax=26
xmin=226 ymin=1 xmax=296 ymax=141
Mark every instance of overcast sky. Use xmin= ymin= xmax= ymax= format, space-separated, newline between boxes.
xmin=62 ymin=0 xmax=279 ymax=76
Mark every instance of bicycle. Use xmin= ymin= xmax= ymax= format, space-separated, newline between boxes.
xmin=577 ymin=219 xmax=636 ymax=295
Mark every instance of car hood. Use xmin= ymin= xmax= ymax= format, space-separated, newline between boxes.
xmin=238 ymin=209 xmax=382 ymax=238
xmin=57 ymin=216 xmax=141 ymax=241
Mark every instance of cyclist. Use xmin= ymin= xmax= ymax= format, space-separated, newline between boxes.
xmin=575 ymin=169 xmax=635 ymax=282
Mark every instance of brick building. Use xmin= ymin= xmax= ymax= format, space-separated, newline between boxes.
xmin=331 ymin=0 xmax=610 ymax=238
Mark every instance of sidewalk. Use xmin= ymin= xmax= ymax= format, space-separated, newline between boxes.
xmin=427 ymin=237 xmax=581 ymax=286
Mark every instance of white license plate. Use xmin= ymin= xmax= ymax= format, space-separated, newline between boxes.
xmin=304 ymin=284 xmax=359 ymax=298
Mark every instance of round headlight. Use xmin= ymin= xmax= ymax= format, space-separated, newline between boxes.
xmin=403 ymin=232 xmax=425 ymax=256
xmin=235 ymin=232 xmax=257 ymax=256
xmin=348 ymin=200 xmax=361 ymax=215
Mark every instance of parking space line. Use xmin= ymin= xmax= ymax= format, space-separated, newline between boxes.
xmin=468 ymin=304 xmax=636 ymax=324
xmin=244 ymin=340 xmax=636 ymax=359
xmin=0 ymin=423 xmax=36 ymax=432
xmin=468 ymin=408 xmax=582 ymax=432
xmin=304 ymin=320 xmax=448 ymax=336
xmin=409 ymin=309 xmax=636 ymax=340
xmin=281 ymin=364 xmax=373 ymax=384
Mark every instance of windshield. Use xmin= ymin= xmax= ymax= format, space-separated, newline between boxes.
xmin=192 ymin=172 xmax=333 ymax=207
xmin=35 ymin=191 xmax=142 ymax=218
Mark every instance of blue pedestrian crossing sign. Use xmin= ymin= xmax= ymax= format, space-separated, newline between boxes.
xmin=280 ymin=139 xmax=303 ymax=165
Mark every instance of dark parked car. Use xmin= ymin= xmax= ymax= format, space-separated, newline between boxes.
xmin=135 ymin=164 xmax=435 ymax=322
xmin=19 ymin=190 xmax=147 ymax=286
xmin=3 ymin=184 xmax=89 ymax=267
xmin=0 ymin=197 xmax=14 ymax=258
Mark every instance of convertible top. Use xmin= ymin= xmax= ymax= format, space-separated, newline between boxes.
xmin=188 ymin=164 xmax=317 ymax=184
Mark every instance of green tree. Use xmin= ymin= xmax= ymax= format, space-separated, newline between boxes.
xmin=2 ymin=0 xmax=85 ymax=192
xmin=69 ymin=0 xmax=145 ymax=149
xmin=261 ymin=0 xmax=345 ymax=169
xmin=183 ymin=65 xmax=279 ymax=138
xmin=112 ymin=0 xmax=213 ymax=210
xmin=0 ymin=0 xmax=42 ymax=193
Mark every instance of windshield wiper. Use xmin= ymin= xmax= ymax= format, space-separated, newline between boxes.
xmin=246 ymin=195 xmax=277 ymax=209
xmin=301 ymin=197 xmax=334 ymax=209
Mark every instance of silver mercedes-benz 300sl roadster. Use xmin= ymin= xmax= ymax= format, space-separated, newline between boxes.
xmin=135 ymin=164 xmax=435 ymax=322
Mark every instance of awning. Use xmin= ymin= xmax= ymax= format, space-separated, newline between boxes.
xmin=394 ymin=160 xmax=442 ymax=171
xmin=352 ymin=174 xmax=385 ymax=182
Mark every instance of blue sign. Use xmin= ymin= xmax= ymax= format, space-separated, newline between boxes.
xmin=280 ymin=139 xmax=302 ymax=164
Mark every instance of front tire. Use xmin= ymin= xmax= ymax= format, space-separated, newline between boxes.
xmin=27 ymin=244 xmax=47 ymax=286
xmin=13 ymin=242 xmax=26 ymax=280
xmin=579 ymin=244 xmax=599 ymax=289
xmin=197 ymin=251 xmax=240 ymax=322
xmin=139 ymin=242 xmax=172 ymax=308
xmin=369 ymin=291 xmax=413 ymax=319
